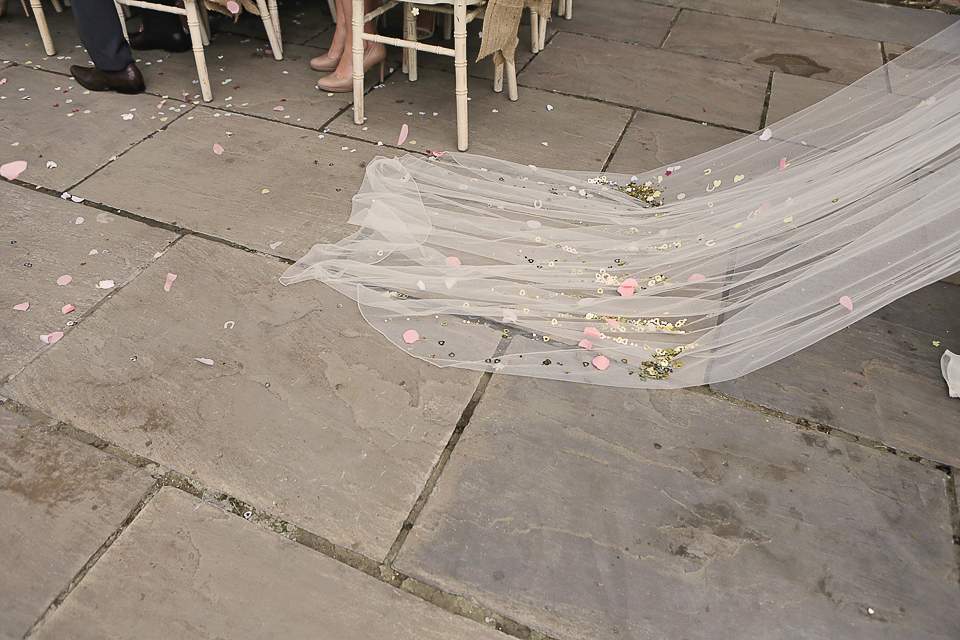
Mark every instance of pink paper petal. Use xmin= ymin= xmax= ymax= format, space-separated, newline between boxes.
xmin=56 ymin=274 xmax=72 ymax=286
xmin=61 ymin=304 xmax=75 ymax=314
xmin=397 ymin=123 xmax=409 ymax=146
xmin=444 ymin=256 xmax=461 ymax=266
xmin=622 ymin=278 xmax=639 ymax=288
xmin=273 ymin=105 xmax=285 ymax=111
xmin=839 ymin=296 xmax=854 ymax=312
xmin=591 ymin=355 xmax=610 ymax=371
xmin=1 ymin=160 xmax=28 ymax=180
xmin=687 ymin=273 xmax=706 ymax=283
xmin=779 ymin=157 xmax=787 ymax=171
xmin=757 ymin=201 xmax=772 ymax=215
xmin=13 ymin=302 xmax=29 ymax=311
xmin=226 ymin=0 xmax=240 ymax=12
xmin=617 ymin=285 xmax=634 ymax=297
xmin=402 ymin=329 xmax=419 ymax=344
xmin=0 ymin=78 xmax=6 ymax=85
xmin=41 ymin=331 xmax=64 ymax=345
xmin=578 ymin=339 xmax=593 ymax=350
xmin=213 ymin=143 xmax=224 ymax=155
xmin=605 ymin=318 xmax=620 ymax=329
xmin=164 ymin=272 xmax=177 ymax=292
xmin=584 ymin=326 xmax=602 ymax=339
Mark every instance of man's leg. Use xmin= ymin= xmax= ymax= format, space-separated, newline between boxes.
xmin=70 ymin=0 xmax=145 ymax=92
xmin=141 ymin=0 xmax=184 ymax=35
xmin=71 ymin=0 xmax=133 ymax=71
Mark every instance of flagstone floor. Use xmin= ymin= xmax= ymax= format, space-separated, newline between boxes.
xmin=1 ymin=0 xmax=959 ymax=638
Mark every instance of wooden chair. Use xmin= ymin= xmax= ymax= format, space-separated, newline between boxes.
xmin=0 ymin=0 xmax=62 ymax=55
xmin=352 ymin=0 xmax=517 ymax=152
xmin=111 ymin=0 xmax=284 ymax=102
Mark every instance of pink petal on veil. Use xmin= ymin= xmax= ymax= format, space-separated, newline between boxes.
xmin=591 ymin=355 xmax=610 ymax=371
xmin=402 ymin=329 xmax=419 ymax=344
xmin=839 ymin=296 xmax=854 ymax=312
xmin=687 ymin=273 xmax=706 ymax=283
xmin=617 ymin=285 xmax=634 ymax=297
xmin=578 ymin=339 xmax=593 ymax=350
xmin=584 ymin=326 xmax=602 ymax=339
xmin=398 ymin=124 xmax=409 ymax=146
xmin=445 ymin=256 xmax=461 ymax=266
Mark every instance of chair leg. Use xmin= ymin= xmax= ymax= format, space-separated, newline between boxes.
xmin=493 ymin=58 xmax=503 ymax=93
xmin=506 ymin=56 xmax=518 ymax=101
xmin=443 ymin=11 xmax=452 ymax=40
xmin=352 ymin=0 xmax=364 ymax=125
xmin=184 ymin=0 xmax=212 ymax=101
xmin=538 ymin=12 xmax=547 ymax=49
xmin=114 ymin=0 xmax=128 ymax=42
xmin=454 ymin=0 xmax=468 ymax=151
xmin=404 ymin=2 xmax=417 ymax=81
xmin=254 ymin=0 xmax=282 ymax=59
xmin=564 ymin=0 xmax=572 ymax=19
xmin=50 ymin=0 xmax=63 ymax=14
xmin=30 ymin=0 xmax=56 ymax=54
xmin=529 ymin=10 xmax=538 ymax=53
xmin=267 ymin=0 xmax=282 ymax=54
xmin=198 ymin=1 xmax=211 ymax=46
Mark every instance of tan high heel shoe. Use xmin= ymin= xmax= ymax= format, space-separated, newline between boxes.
xmin=317 ymin=43 xmax=386 ymax=93
xmin=310 ymin=53 xmax=341 ymax=72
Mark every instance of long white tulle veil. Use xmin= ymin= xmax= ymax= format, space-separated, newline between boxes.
xmin=282 ymin=23 xmax=960 ymax=389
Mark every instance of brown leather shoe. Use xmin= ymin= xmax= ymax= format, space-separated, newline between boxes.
xmin=129 ymin=30 xmax=191 ymax=53
xmin=69 ymin=64 xmax=146 ymax=94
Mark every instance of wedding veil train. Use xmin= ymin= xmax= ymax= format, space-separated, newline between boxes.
xmin=282 ymin=23 xmax=960 ymax=389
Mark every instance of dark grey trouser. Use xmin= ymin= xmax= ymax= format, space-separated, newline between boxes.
xmin=72 ymin=0 xmax=183 ymax=71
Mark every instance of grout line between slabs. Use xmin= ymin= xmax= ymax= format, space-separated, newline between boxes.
xmin=21 ymin=478 xmax=166 ymax=639
xmin=945 ymin=469 xmax=960 ymax=585
xmin=659 ymin=8 xmax=681 ymax=49
xmin=759 ymin=69 xmax=774 ymax=130
xmin=694 ymin=386 xmax=955 ymax=472
xmin=600 ymin=108 xmax=637 ymax=173
xmin=0 ymin=396 xmax=555 ymax=640
xmin=383 ymin=336 xmax=511 ymax=567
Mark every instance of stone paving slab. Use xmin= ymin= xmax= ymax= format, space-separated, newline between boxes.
xmin=4 ymin=235 xmax=484 ymax=560
xmin=71 ymin=107 xmax=380 ymax=260
xmin=765 ymin=72 xmax=844 ymax=126
xmin=519 ymin=32 xmax=769 ymax=131
xmin=32 ymin=487 xmax=508 ymax=640
xmin=326 ymin=72 xmax=631 ymax=170
xmin=544 ymin=0 xmax=678 ymax=48
xmin=714 ymin=283 xmax=960 ymax=467
xmin=0 ymin=6 xmax=85 ymax=66
xmin=606 ymin=111 xmax=744 ymax=175
xmin=0 ymin=65 xmax=179 ymax=192
xmin=663 ymin=10 xmax=884 ymax=85
xmin=777 ymin=0 xmax=958 ymax=47
xmin=648 ymin=0 xmax=779 ymax=21
xmin=0 ymin=181 xmax=177 ymax=380
xmin=0 ymin=405 xmax=155 ymax=640
xmin=395 ymin=376 xmax=960 ymax=640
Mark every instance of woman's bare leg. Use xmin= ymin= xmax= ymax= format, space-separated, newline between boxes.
xmin=319 ymin=0 xmax=382 ymax=83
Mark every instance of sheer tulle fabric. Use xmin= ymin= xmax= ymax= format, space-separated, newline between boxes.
xmin=282 ymin=24 xmax=960 ymax=388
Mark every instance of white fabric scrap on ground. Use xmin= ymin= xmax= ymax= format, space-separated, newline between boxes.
xmin=943 ymin=350 xmax=959 ymax=398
